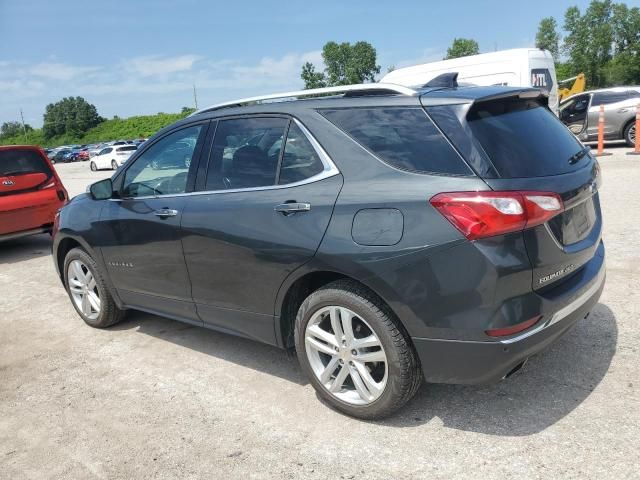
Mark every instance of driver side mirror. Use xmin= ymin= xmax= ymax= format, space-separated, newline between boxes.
xmin=89 ymin=178 xmax=113 ymax=200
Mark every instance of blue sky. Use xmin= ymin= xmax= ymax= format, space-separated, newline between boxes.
xmin=0 ymin=0 xmax=595 ymax=127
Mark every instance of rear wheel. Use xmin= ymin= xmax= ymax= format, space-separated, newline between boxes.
xmin=90 ymin=161 xmax=97 ymax=171
xmin=64 ymin=248 xmax=125 ymax=328
xmin=624 ymin=121 xmax=636 ymax=147
xmin=111 ymin=160 xmax=118 ymax=170
xmin=295 ymin=280 xmax=422 ymax=419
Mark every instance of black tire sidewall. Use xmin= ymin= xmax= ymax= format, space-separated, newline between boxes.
xmin=624 ymin=122 xmax=635 ymax=147
xmin=63 ymin=248 xmax=118 ymax=328
xmin=295 ymin=286 xmax=413 ymax=419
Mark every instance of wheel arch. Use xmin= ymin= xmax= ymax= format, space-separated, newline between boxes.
xmin=622 ymin=116 xmax=635 ymax=138
xmin=55 ymin=233 xmax=125 ymax=308
xmin=275 ymin=266 xmax=403 ymax=349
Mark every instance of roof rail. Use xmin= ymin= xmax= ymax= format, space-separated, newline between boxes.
xmin=191 ymin=83 xmax=418 ymax=116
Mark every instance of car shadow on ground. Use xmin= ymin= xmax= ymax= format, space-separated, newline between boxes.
xmin=379 ymin=302 xmax=617 ymax=436
xmin=113 ymin=302 xmax=616 ymax=436
xmin=111 ymin=310 xmax=308 ymax=385
xmin=0 ymin=234 xmax=52 ymax=265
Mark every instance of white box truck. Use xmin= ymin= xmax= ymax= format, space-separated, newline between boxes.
xmin=382 ymin=48 xmax=559 ymax=113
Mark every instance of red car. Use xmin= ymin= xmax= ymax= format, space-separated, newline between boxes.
xmin=0 ymin=145 xmax=68 ymax=241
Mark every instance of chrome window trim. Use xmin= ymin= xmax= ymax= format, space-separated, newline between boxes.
xmin=111 ymin=118 xmax=340 ymax=201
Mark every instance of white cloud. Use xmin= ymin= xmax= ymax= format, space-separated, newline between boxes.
xmin=0 ymin=50 xmax=325 ymax=125
xmin=28 ymin=62 xmax=102 ymax=80
xmin=125 ymin=54 xmax=202 ymax=77
xmin=394 ymin=47 xmax=445 ymax=69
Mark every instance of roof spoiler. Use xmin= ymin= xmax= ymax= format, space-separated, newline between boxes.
xmin=423 ymin=72 xmax=459 ymax=89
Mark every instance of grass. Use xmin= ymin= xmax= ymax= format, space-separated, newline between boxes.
xmin=0 ymin=110 xmax=194 ymax=148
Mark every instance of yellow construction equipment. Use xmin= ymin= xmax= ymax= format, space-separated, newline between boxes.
xmin=558 ymin=73 xmax=586 ymax=101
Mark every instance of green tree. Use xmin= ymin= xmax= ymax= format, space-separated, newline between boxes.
xmin=0 ymin=121 xmax=32 ymax=138
xmin=536 ymin=17 xmax=561 ymax=58
xmin=563 ymin=1 xmax=614 ymax=87
xmin=444 ymin=38 xmax=480 ymax=59
xmin=301 ymin=41 xmax=380 ymax=89
xmin=42 ymin=96 xmax=103 ymax=139
xmin=606 ymin=3 xmax=640 ymax=84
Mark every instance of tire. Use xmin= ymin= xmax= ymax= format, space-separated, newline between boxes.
xmin=111 ymin=160 xmax=118 ymax=170
xmin=624 ymin=121 xmax=636 ymax=147
xmin=294 ymin=279 xmax=422 ymax=419
xmin=63 ymin=247 xmax=125 ymax=328
xmin=151 ymin=160 xmax=159 ymax=170
xmin=90 ymin=161 xmax=97 ymax=171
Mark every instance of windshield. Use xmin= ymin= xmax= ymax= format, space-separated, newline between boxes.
xmin=0 ymin=149 xmax=52 ymax=176
xmin=467 ymin=99 xmax=585 ymax=178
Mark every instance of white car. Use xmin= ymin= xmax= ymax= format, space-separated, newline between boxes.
xmin=90 ymin=145 xmax=137 ymax=171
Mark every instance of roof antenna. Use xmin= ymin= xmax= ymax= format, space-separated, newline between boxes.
xmin=423 ymin=72 xmax=459 ymax=89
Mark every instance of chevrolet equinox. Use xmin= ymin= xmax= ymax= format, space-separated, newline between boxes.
xmin=53 ymin=76 xmax=606 ymax=419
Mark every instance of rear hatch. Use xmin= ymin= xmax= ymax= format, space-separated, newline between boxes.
xmin=425 ymin=92 xmax=602 ymax=290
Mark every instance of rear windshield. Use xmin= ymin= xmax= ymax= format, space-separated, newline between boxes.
xmin=466 ymin=99 xmax=584 ymax=178
xmin=0 ymin=149 xmax=52 ymax=176
xmin=321 ymin=108 xmax=472 ymax=175
xmin=117 ymin=146 xmax=137 ymax=152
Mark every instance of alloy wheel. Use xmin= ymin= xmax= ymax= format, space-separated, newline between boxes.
xmin=67 ymin=260 xmax=101 ymax=320
xmin=305 ymin=306 xmax=388 ymax=405
xmin=629 ymin=124 xmax=636 ymax=145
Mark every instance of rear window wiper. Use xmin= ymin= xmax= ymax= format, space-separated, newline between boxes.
xmin=568 ymin=146 xmax=590 ymax=165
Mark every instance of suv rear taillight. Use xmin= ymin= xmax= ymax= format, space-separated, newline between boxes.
xmin=430 ymin=191 xmax=563 ymax=240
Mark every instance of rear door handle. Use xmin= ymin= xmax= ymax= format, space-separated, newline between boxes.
xmin=274 ymin=202 xmax=311 ymax=216
xmin=154 ymin=208 xmax=178 ymax=218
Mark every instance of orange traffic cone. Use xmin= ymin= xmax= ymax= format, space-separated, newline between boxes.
xmin=595 ymin=104 xmax=612 ymax=157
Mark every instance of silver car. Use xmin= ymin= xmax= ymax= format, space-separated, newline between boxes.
xmin=559 ymin=87 xmax=640 ymax=146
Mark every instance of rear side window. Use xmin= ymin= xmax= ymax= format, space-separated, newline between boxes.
xmin=321 ymin=108 xmax=471 ymax=175
xmin=0 ymin=149 xmax=52 ymax=176
xmin=205 ymin=117 xmax=288 ymax=190
xmin=278 ymin=123 xmax=324 ymax=184
xmin=466 ymin=99 xmax=584 ymax=178
xmin=591 ymin=91 xmax=629 ymax=105
xmin=117 ymin=146 xmax=137 ymax=152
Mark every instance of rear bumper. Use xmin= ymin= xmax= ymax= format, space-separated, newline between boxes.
xmin=413 ymin=246 xmax=606 ymax=385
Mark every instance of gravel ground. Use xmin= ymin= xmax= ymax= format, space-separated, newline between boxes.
xmin=1 ymin=147 xmax=639 ymax=479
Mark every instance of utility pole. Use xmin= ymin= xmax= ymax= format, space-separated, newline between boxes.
xmin=193 ymin=84 xmax=198 ymax=110
xmin=20 ymin=109 xmax=28 ymax=143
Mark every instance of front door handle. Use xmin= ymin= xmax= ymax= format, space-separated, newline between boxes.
xmin=274 ymin=202 xmax=311 ymax=216
xmin=154 ymin=208 xmax=178 ymax=218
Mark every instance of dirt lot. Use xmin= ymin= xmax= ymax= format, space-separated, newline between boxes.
xmin=1 ymin=148 xmax=639 ymax=479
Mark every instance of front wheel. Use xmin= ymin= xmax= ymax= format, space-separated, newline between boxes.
xmin=64 ymin=248 xmax=125 ymax=328
xmin=111 ymin=160 xmax=118 ymax=170
xmin=295 ymin=280 xmax=422 ymax=419
xmin=624 ymin=121 xmax=636 ymax=147
xmin=90 ymin=161 xmax=97 ymax=171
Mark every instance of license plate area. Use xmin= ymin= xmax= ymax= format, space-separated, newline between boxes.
xmin=547 ymin=196 xmax=596 ymax=246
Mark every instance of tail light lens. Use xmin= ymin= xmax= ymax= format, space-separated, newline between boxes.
xmin=430 ymin=191 xmax=563 ymax=240
xmin=486 ymin=315 xmax=542 ymax=337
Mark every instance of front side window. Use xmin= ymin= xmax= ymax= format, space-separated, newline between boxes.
xmin=205 ymin=117 xmax=288 ymax=190
xmin=278 ymin=123 xmax=324 ymax=184
xmin=122 ymin=125 xmax=202 ymax=197
xmin=321 ymin=108 xmax=471 ymax=175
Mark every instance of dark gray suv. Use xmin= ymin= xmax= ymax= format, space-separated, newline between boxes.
xmin=53 ymin=77 xmax=605 ymax=419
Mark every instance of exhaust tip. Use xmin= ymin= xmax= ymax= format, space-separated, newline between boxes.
xmin=503 ymin=359 xmax=527 ymax=380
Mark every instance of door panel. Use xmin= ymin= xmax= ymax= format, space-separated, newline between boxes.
xmin=98 ymin=197 xmax=200 ymax=321
xmin=181 ymin=175 xmax=343 ymax=343
xmin=95 ymin=123 xmax=207 ymax=322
